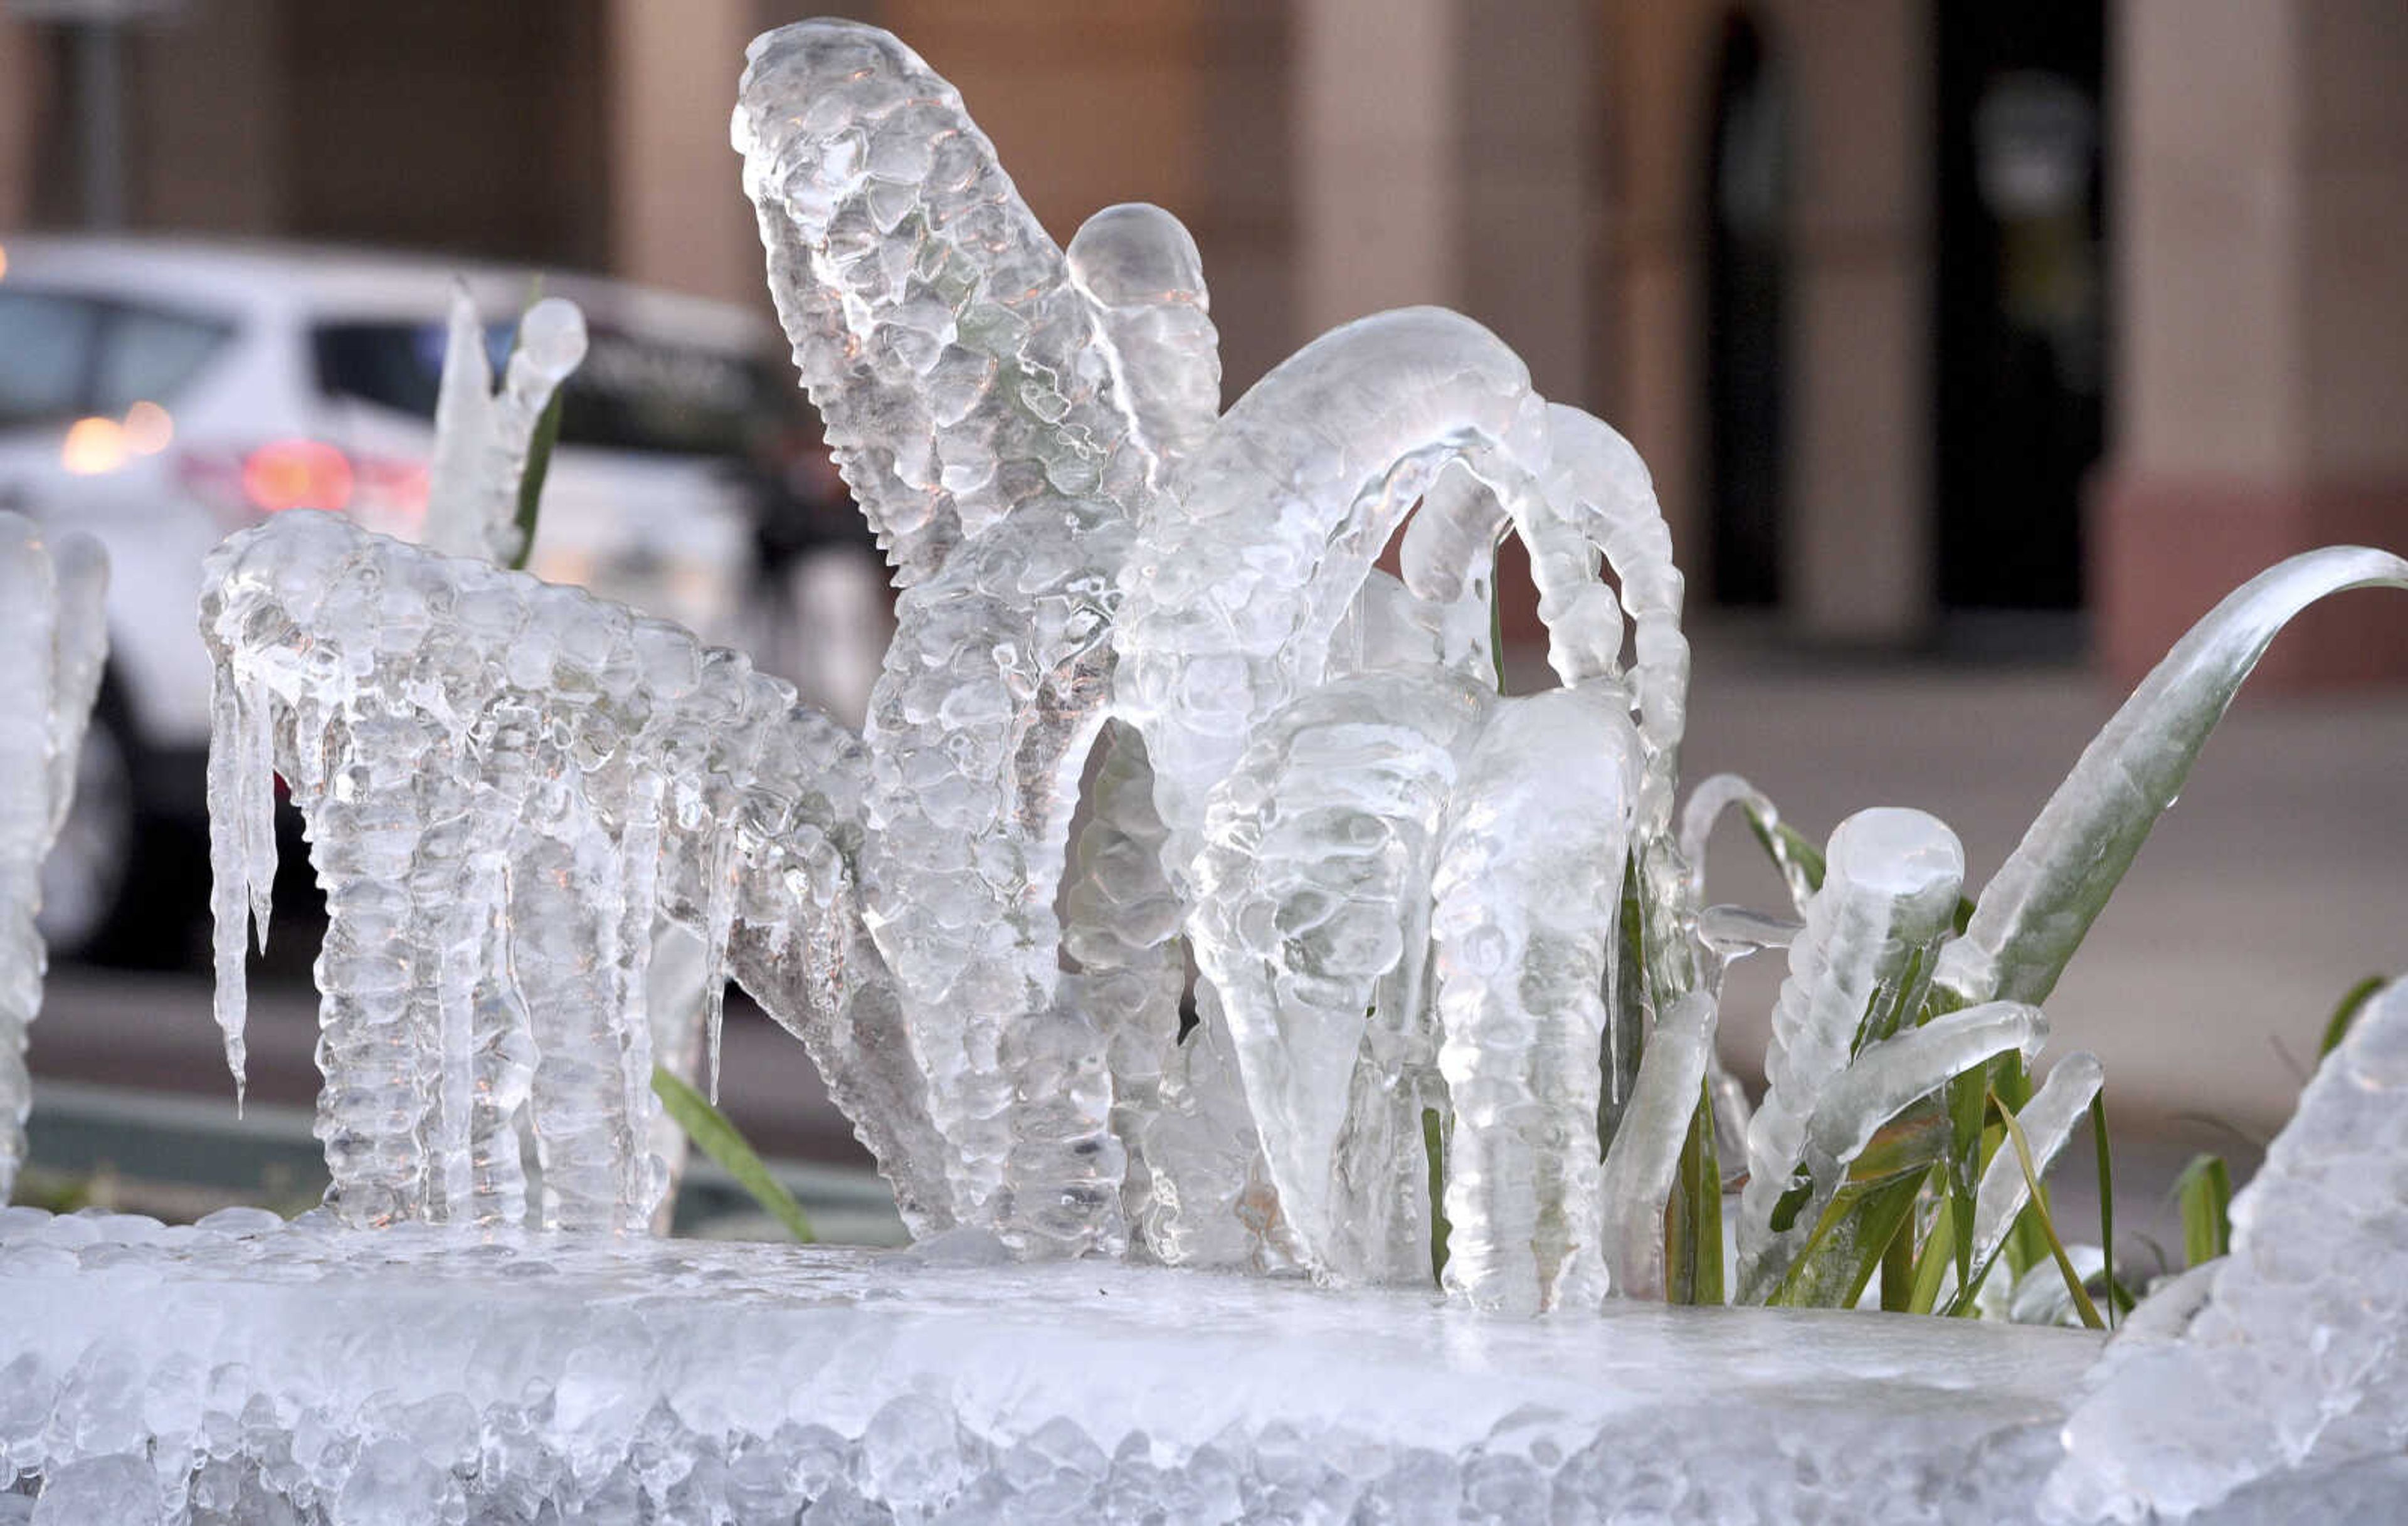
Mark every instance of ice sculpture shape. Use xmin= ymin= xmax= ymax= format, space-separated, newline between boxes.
xmin=422 ymin=286 xmax=588 ymax=566
xmin=181 ymin=24 xmax=2405 ymax=1405
xmin=199 ymin=512 xmax=953 ymax=1232
xmin=0 ymin=512 xmax=106 ymax=1202
xmin=2044 ymin=977 xmax=2408 ymax=1522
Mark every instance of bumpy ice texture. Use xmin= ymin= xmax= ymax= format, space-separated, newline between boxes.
xmin=737 ymin=21 xmax=1202 ymax=1258
xmin=0 ymin=512 xmax=106 ymax=1204
xmin=421 ymin=287 xmax=588 ymax=567
xmin=198 ymin=512 xmax=952 ymax=1233
xmin=0 ymin=1206 xmax=2124 ymax=1525
xmin=2044 ymin=977 xmax=2408 ymax=1522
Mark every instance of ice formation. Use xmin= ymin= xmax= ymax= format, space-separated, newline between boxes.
xmin=8 ymin=10 xmax=2408 ymax=1521
xmin=199 ymin=513 xmax=953 ymax=1233
xmin=0 ymin=512 xmax=107 ymax=1204
xmin=0 ymin=1207 xmax=2112 ymax=1524
xmin=421 ymin=286 xmax=588 ymax=567
xmin=2044 ymin=977 xmax=2408 ymax=1522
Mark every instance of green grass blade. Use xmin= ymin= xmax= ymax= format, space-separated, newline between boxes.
xmin=1879 ymin=1204 xmax=1914 ymax=1312
xmin=1993 ymin=1090 xmax=2103 ymax=1330
xmin=2173 ymin=1152 xmax=2232 ymax=1268
xmin=2090 ymin=1088 xmax=2123 ymax=1327
xmin=2321 ymin=975 xmax=2388 ymax=1058
xmin=509 ymin=384 xmax=565 ymax=572
xmin=1909 ymin=1189 xmax=1958 ymax=1314
xmin=1667 ymin=1079 xmax=1725 ymax=1305
xmin=652 ymin=1065 xmax=816 ymax=1243
xmin=1423 ymin=1106 xmax=1450 ymax=1286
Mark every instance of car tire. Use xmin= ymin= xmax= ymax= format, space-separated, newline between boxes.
xmin=36 ymin=695 xmax=137 ymax=961
xmin=36 ymin=681 xmax=204 ymax=969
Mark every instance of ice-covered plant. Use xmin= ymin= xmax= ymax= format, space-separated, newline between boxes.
xmin=193 ymin=19 xmax=2407 ymax=1332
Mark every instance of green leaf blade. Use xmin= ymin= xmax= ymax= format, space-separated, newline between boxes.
xmin=653 ymin=1065 xmax=816 ymax=1243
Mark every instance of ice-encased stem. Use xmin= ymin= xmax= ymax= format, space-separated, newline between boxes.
xmin=1738 ymin=808 xmax=1965 ymax=1302
xmin=1596 ymin=989 xmax=1717 ymax=1300
xmin=1433 ymin=687 xmax=1642 ymax=1313
xmin=739 ymin=19 xmax=1175 ymax=1255
xmin=1190 ymin=671 xmax=1488 ymax=1283
xmin=1961 ymin=1050 xmax=2103 ymax=1301
xmin=1940 ymin=546 xmax=2408 ymax=1011
xmin=0 ymin=515 xmax=107 ymax=1202
xmin=1065 ymin=203 xmax=1221 ymax=478
xmin=422 ymin=287 xmax=588 ymax=567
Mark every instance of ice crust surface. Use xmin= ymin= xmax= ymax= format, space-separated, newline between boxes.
xmin=0 ymin=1208 xmax=2128 ymax=1525
xmin=0 ymin=513 xmax=106 ymax=1204
xmin=2044 ymin=976 xmax=2408 ymax=1522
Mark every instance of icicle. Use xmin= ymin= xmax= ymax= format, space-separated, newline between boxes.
xmin=1737 ymin=808 xmax=1965 ymax=1301
xmin=0 ymin=515 xmax=73 ymax=1201
xmin=41 ymin=534 xmax=108 ymax=843
xmin=1961 ymin=1050 xmax=2103 ymax=1296
xmin=1595 ymin=989 xmax=1717 ymax=1300
xmin=204 ymin=663 xmax=252 ymax=1105
xmin=1432 ymin=687 xmax=1642 ymax=1314
xmin=1190 ymin=670 xmax=1487 ymax=1281
xmin=700 ymin=828 xmax=736 ymax=1103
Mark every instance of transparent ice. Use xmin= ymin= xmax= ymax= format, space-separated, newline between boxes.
xmin=0 ymin=512 xmax=106 ymax=1205
xmin=7 ymin=16 xmax=2408 ymax=1521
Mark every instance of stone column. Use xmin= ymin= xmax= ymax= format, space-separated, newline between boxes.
xmin=1768 ymin=0 xmax=1934 ymax=644
xmin=0 ymin=18 xmax=45 ymax=231
xmin=607 ymin=0 xmax=763 ymax=306
xmin=2098 ymin=0 xmax=2408 ymax=683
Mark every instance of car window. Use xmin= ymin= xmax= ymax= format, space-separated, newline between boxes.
xmin=92 ymin=305 xmax=235 ymax=415
xmin=0 ymin=290 xmax=102 ymax=426
xmin=314 ymin=318 xmax=806 ymax=459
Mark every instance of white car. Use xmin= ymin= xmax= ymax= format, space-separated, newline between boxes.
xmin=0 ymin=235 xmax=868 ymax=959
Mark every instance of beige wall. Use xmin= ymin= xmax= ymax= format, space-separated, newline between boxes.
xmin=2100 ymin=0 xmax=2408 ymax=682
xmin=1771 ymin=0 xmax=1932 ymax=641
xmin=2116 ymin=0 xmax=2302 ymax=480
xmin=1602 ymin=0 xmax=1934 ymax=640
xmin=608 ymin=0 xmax=763 ymax=308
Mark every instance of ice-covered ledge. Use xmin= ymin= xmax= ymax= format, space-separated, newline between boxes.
xmin=1 ymin=1207 xmax=2110 ymax=1522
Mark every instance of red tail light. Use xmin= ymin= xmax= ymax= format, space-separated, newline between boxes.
xmin=177 ymin=442 xmax=429 ymax=535
xmin=241 ymin=439 xmax=354 ymax=512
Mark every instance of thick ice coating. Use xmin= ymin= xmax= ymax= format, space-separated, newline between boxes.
xmin=198 ymin=512 xmax=951 ymax=1232
xmin=2045 ymin=977 xmax=2408 ymax=1522
xmin=1189 ymin=670 xmax=1490 ymax=1283
xmin=1738 ymin=808 xmax=1966 ymax=1301
xmin=738 ymin=19 xmax=1185 ymax=1256
xmin=0 ymin=512 xmax=108 ymax=1203
xmin=1432 ymin=687 xmax=1643 ymax=1314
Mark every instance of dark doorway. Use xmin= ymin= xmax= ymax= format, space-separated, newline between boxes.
xmin=1934 ymin=6 xmax=2106 ymax=616
xmin=1703 ymin=11 xmax=1789 ymax=608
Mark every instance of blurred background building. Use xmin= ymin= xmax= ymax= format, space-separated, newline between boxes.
xmin=3 ymin=0 xmax=2400 ymax=680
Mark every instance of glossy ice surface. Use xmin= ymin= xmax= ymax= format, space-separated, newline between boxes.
xmin=0 ymin=1207 xmax=2109 ymax=1524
